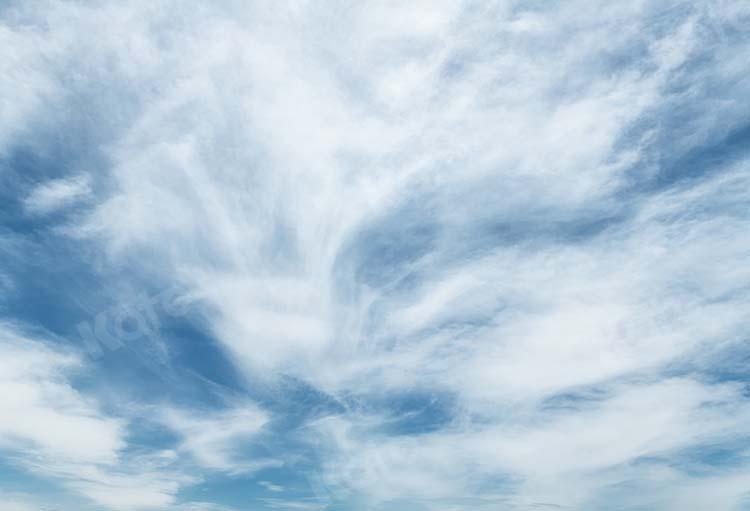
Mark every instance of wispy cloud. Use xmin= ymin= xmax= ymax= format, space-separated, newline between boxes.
xmin=23 ymin=175 xmax=91 ymax=216
xmin=160 ymin=404 xmax=275 ymax=473
xmin=1 ymin=0 xmax=749 ymax=509
xmin=0 ymin=323 xmax=185 ymax=509
xmin=259 ymin=481 xmax=285 ymax=493
xmin=0 ymin=323 xmax=124 ymax=464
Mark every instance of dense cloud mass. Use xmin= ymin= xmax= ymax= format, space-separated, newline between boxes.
xmin=1 ymin=1 xmax=750 ymax=510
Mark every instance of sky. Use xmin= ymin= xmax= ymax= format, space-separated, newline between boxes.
xmin=1 ymin=1 xmax=750 ymax=510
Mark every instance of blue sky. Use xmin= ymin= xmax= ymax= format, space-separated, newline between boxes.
xmin=1 ymin=1 xmax=750 ymax=510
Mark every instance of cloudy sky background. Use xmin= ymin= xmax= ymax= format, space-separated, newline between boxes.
xmin=1 ymin=1 xmax=750 ymax=510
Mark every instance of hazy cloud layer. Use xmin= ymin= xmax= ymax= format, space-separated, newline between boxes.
xmin=1 ymin=1 xmax=749 ymax=510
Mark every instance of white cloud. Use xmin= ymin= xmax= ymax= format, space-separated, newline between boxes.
xmin=259 ymin=481 xmax=285 ymax=492
xmin=0 ymin=324 xmax=199 ymax=510
xmin=1 ymin=0 xmax=749 ymax=509
xmin=258 ymin=498 xmax=327 ymax=511
xmin=313 ymin=378 xmax=750 ymax=508
xmin=63 ymin=469 xmax=186 ymax=510
xmin=23 ymin=175 xmax=91 ymax=216
xmin=0 ymin=492 xmax=38 ymax=511
xmin=0 ymin=323 xmax=124 ymax=464
xmin=161 ymin=405 xmax=272 ymax=473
